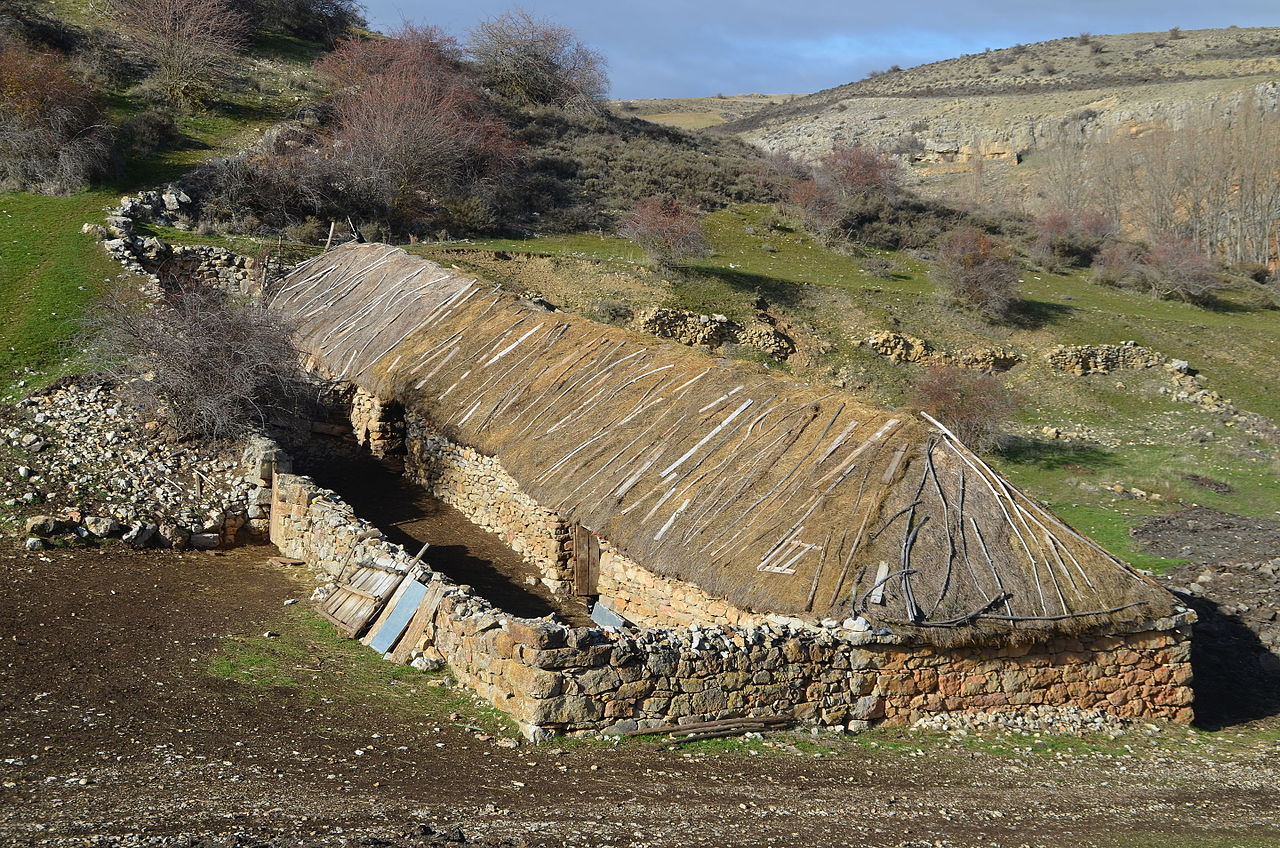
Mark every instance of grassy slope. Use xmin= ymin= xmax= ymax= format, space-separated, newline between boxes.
xmin=410 ymin=204 xmax=1280 ymax=572
xmin=0 ymin=15 xmax=326 ymax=400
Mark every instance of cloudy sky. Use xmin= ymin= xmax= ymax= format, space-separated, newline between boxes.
xmin=362 ymin=2 xmax=1277 ymax=99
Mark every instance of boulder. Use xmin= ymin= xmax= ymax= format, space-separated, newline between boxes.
xmin=156 ymin=521 xmax=191 ymax=550
xmin=83 ymin=516 xmax=121 ymax=538
xmin=23 ymin=515 xmax=62 ymax=537
xmin=123 ymin=522 xmax=157 ymax=548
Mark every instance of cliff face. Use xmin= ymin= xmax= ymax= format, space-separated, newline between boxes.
xmin=712 ymin=27 xmax=1280 ymax=176
xmin=737 ymin=78 xmax=1280 ymax=168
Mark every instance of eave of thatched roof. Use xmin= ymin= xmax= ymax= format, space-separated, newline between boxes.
xmin=273 ymin=243 xmax=1183 ymax=640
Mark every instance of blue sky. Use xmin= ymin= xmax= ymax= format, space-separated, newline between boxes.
xmin=362 ymin=2 xmax=1279 ymax=99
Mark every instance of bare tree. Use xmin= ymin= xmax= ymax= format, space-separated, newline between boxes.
xmin=83 ymin=273 xmax=313 ymax=440
xmin=468 ymin=9 xmax=608 ymax=111
xmin=116 ymin=0 xmax=248 ymax=106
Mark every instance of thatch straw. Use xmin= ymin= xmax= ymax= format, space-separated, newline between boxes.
xmin=273 ymin=244 xmax=1180 ymax=642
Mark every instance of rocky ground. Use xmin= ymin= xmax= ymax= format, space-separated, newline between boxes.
xmin=0 ymin=378 xmax=265 ymax=551
xmin=2 ymin=545 xmax=1279 ymax=848
xmin=1136 ymin=507 xmax=1280 ymax=728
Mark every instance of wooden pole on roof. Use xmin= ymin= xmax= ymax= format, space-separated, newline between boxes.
xmin=324 ymin=221 xmax=336 ymax=251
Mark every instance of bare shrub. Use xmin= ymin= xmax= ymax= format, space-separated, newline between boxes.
xmin=83 ymin=274 xmax=314 ymax=440
xmin=329 ymin=62 xmax=516 ymax=229
xmin=1091 ymin=238 xmax=1224 ymax=305
xmin=0 ymin=42 xmax=111 ymax=193
xmin=1142 ymin=237 xmax=1225 ymax=305
xmin=316 ymin=24 xmax=461 ymax=86
xmin=618 ymin=197 xmax=710 ymax=267
xmin=911 ymin=366 xmax=1019 ymax=454
xmin=932 ymin=226 xmax=1021 ymax=321
xmin=116 ymin=0 xmax=248 ymax=106
xmin=818 ymin=143 xmax=898 ymax=200
xmin=468 ymin=10 xmax=608 ymax=111
xmin=1031 ymin=208 xmax=1115 ymax=268
xmin=1090 ymin=240 xmax=1145 ymax=288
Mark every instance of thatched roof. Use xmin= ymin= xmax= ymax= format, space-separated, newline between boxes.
xmin=273 ymin=243 xmax=1181 ymax=640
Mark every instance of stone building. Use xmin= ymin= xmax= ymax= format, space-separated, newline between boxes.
xmin=267 ymin=243 xmax=1195 ymax=736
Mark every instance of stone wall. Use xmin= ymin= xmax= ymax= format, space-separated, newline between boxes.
xmin=400 ymin=413 xmax=575 ymax=595
xmin=267 ymin=467 xmax=1196 ymax=737
xmin=595 ymin=545 xmax=762 ymax=629
xmin=93 ymin=187 xmax=288 ymax=299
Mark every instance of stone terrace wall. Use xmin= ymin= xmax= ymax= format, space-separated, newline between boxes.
xmin=400 ymin=413 xmax=575 ymax=595
xmin=268 ymin=471 xmax=1196 ymax=738
xmin=595 ymin=545 xmax=763 ymax=629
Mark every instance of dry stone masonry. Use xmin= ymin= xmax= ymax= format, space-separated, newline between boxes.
xmin=862 ymin=331 xmax=1022 ymax=372
xmin=267 ymin=460 xmax=1195 ymax=739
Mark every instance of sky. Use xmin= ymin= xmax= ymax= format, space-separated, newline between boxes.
xmin=361 ymin=2 xmax=1278 ymax=99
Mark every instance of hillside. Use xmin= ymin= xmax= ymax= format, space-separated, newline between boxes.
xmin=610 ymin=93 xmax=797 ymax=130
xmin=714 ymin=27 xmax=1280 ymax=186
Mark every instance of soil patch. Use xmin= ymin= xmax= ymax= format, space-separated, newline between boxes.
xmin=1132 ymin=506 xmax=1280 ymax=564
xmin=2 ymin=547 xmax=1279 ymax=847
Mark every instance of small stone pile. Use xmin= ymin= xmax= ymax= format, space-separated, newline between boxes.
xmin=632 ymin=308 xmax=794 ymax=359
xmin=912 ymin=704 xmax=1130 ymax=736
xmin=3 ymin=380 xmax=276 ymax=551
xmin=1047 ymin=341 xmax=1278 ymax=439
xmin=862 ymin=331 xmax=1022 ymax=372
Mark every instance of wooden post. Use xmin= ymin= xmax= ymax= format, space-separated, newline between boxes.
xmin=573 ymin=524 xmax=600 ymax=596
xmin=324 ymin=221 xmax=336 ymax=251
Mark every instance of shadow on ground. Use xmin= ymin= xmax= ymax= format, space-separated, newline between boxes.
xmin=302 ymin=451 xmax=591 ymax=626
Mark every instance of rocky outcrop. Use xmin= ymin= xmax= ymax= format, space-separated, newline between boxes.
xmin=862 ymin=331 xmax=1022 ymax=372
xmin=633 ymin=308 xmax=795 ymax=360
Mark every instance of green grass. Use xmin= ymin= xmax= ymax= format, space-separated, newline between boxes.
xmin=208 ymin=605 xmax=519 ymax=738
xmin=0 ymin=190 xmax=123 ymax=400
xmin=0 ymin=19 xmax=330 ymax=398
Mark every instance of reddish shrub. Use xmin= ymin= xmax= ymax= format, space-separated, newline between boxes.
xmin=911 ymin=366 xmax=1019 ymax=453
xmin=1032 ymin=208 xmax=1115 ymax=268
xmin=317 ymin=24 xmax=461 ymax=87
xmin=618 ymin=197 xmax=710 ymax=267
xmin=932 ymin=226 xmax=1021 ymax=321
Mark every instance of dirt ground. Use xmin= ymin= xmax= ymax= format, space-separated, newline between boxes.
xmin=2 ymin=545 xmax=1279 ymax=848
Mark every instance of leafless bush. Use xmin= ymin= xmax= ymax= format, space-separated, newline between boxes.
xmin=115 ymin=0 xmax=248 ymax=106
xmin=1142 ymin=237 xmax=1225 ymax=305
xmin=468 ymin=10 xmax=608 ymax=111
xmin=1031 ymin=208 xmax=1115 ymax=269
xmin=818 ymin=143 xmax=899 ymax=200
xmin=932 ymin=226 xmax=1021 ymax=321
xmin=618 ymin=197 xmax=710 ymax=267
xmin=911 ymin=366 xmax=1019 ymax=454
xmin=1092 ymin=238 xmax=1225 ymax=305
xmin=83 ymin=274 xmax=314 ymax=440
xmin=0 ymin=42 xmax=111 ymax=193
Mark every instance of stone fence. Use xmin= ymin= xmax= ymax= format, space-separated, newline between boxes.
xmin=267 ymin=438 xmax=1197 ymax=740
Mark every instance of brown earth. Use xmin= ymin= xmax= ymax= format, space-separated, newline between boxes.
xmin=2 ymin=545 xmax=1279 ymax=847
